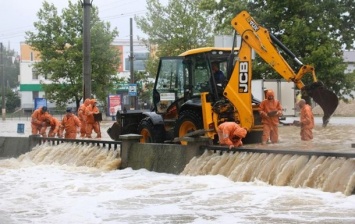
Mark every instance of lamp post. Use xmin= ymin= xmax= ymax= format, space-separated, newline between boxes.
xmin=82 ymin=0 xmax=92 ymax=100
xmin=0 ymin=43 xmax=5 ymax=121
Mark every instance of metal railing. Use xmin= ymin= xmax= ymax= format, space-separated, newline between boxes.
xmin=32 ymin=135 xmax=122 ymax=154
xmin=200 ymin=145 xmax=355 ymax=158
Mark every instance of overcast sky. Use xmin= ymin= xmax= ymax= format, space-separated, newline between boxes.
xmin=0 ymin=0 xmax=148 ymax=53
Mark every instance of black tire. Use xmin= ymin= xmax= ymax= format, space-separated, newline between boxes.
xmin=137 ymin=117 xmax=165 ymax=143
xmin=174 ymin=110 xmax=203 ymax=145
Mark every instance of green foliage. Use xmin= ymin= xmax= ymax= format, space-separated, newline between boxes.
xmin=0 ymin=47 xmax=19 ymax=89
xmin=199 ymin=0 xmax=355 ymax=100
xmin=5 ymin=89 xmax=21 ymax=113
xmin=135 ymin=0 xmax=215 ymax=77
xmin=25 ymin=0 xmax=120 ymax=109
xmin=134 ymin=71 xmax=154 ymax=107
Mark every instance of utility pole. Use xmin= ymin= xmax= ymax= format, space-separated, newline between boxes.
xmin=0 ymin=43 xmax=5 ymax=121
xmin=129 ymin=18 xmax=136 ymax=109
xmin=82 ymin=0 xmax=92 ymax=100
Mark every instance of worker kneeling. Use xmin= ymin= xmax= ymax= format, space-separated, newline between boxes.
xmin=217 ymin=122 xmax=247 ymax=149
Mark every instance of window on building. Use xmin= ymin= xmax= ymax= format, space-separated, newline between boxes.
xmin=32 ymin=68 xmax=39 ymax=80
xmin=32 ymin=91 xmax=39 ymax=100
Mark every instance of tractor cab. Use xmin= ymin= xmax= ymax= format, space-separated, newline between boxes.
xmin=152 ymin=48 xmax=234 ymax=116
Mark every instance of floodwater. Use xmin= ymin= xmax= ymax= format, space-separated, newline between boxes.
xmin=0 ymin=117 xmax=354 ymax=223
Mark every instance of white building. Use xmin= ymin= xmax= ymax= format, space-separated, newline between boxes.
xmin=343 ymin=50 xmax=355 ymax=74
xmin=18 ymin=43 xmax=52 ymax=111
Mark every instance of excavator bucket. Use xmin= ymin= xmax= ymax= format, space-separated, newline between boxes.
xmin=301 ymin=82 xmax=339 ymax=127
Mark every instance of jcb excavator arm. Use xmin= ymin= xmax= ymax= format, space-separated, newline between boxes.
xmin=230 ymin=11 xmax=338 ymax=126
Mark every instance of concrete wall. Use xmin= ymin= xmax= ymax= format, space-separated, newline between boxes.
xmin=126 ymin=143 xmax=201 ymax=174
xmin=0 ymin=135 xmax=207 ymax=175
xmin=0 ymin=137 xmax=31 ymax=158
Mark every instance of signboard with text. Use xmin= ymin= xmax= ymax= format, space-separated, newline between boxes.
xmin=128 ymin=84 xmax=137 ymax=96
xmin=108 ymin=95 xmax=122 ymax=116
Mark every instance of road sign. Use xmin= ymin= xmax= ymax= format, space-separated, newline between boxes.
xmin=128 ymin=84 xmax=137 ymax=96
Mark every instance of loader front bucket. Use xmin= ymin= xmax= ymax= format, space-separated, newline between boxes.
xmin=301 ymin=82 xmax=339 ymax=127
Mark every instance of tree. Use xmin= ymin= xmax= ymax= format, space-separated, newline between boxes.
xmin=5 ymin=89 xmax=21 ymax=113
xmin=0 ymin=46 xmax=19 ymax=89
xmin=25 ymin=1 xmax=120 ymax=110
xmin=199 ymin=0 xmax=355 ymax=100
xmin=135 ymin=0 xmax=215 ymax=77
xmin=134 ymin=71 xmax=154 ymax=109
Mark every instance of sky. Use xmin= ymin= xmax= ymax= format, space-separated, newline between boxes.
xmin=0 ymin=0 xmax=149 ymax=54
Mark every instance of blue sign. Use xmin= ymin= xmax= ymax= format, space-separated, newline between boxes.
xmin=34 ymin=98 xmax=47 ymax=110
xmin=128 ymin=84 xmax=137 ymax=96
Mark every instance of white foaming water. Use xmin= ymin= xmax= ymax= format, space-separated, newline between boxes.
xmin=0 ymin=118 xmax=354 ymax=223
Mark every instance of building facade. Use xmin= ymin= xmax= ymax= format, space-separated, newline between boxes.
xmin=343 ymin=51 xmax=355 ymax=74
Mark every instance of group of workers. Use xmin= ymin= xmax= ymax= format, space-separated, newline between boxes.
xmin=212 ymin=62 xmax=315 ymax=149
xmin=216 ymin=88 xmax=315 ymax=149
xmin=30 ymin=98 xmax=102 ymax=139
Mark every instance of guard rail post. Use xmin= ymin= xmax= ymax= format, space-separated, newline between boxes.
xmin=29 ymin=134 xmax=41 ymax=150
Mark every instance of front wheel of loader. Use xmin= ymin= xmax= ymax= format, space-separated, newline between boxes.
xmin=174 ymin=110 xmax=203 ymax=145
xmin=137 ymin=117 xmax=165 ymax=143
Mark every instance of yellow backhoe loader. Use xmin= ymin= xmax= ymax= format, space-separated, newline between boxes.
xmin=108 ymin=10 xmax=338 ymax=144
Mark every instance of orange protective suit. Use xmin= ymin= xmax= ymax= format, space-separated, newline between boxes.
xmin=31 ymin=107 xmax=49 ymax=135
xmin=60 ymin=111 xmax=81 ymax=139
xmin=85 ymin=99 xmax=101 ymax=138
xmin=43 ymin=116 xmax=61 ymax=138
xmin=259 ymin=90 xmax=283 ymax=144
xmin=78 ymin=98 xmax=90 ymax=138
xmin=298 ymin=99 xmax=314 ymax=141
xmin=40 ymin=114 xmax=52 ymax=137
xmin=217 ymin=122 xmax=247 ymax=149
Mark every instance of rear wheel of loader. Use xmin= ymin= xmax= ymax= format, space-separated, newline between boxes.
xmin=174 ymin=110 xmax=203 ymax=145
xmin=138 ymin=117 xmax=165 ymax=143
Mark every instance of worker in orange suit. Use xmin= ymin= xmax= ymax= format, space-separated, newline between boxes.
xmin=85 ymin=99 xmax=101 ymax=138
xmin=259 ymin=89 xmax=283 ymax=144
xmin=78 ymin=98 xmax=90 ymax=138
xmin=217 ymin=122 xmax=247 ymax=149
xmin=297 ymin=99 xmax=315 ymax=141
xmin=31 ymin=106 xmax=49 ymax=135
xmin=59 ymin=108 xmax=81 ymax=139
xmin=40 ymin=114 xmax=61 ymax=138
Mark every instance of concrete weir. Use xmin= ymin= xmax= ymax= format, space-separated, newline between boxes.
xmin=0 ymin=134 xmax=353 ymax=170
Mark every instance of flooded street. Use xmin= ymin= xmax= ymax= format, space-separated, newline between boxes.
xmin=1 ymin=116 xmax=355 ymax=152
xmin=249 ymin=117 xmax=355 ymax=152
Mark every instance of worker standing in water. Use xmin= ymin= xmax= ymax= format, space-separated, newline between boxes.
xmin=31 ymin=106 xmax=49 ymax=135
xmin=259 ymin=89 xmax=283 ymax=144
xmin=40 ymin=114 xmax=61 ymax=138
xmin=60 ymin=108 xmax=81 ymax=139
xmin=85 ymin=99 xmax=102 ymax=138
xmin=78 ymin=98 xmax=90 ymax=138
xmin=217 ymin=122 xmax=247 ymax=149
xmin=296 ymin=99 xmax=315 ymax=141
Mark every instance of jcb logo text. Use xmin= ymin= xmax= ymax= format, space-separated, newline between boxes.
xmin=239 ymin=62 xmax=249 ymax=93
xmin=247 ymin=17 xmax=259 ymax=32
